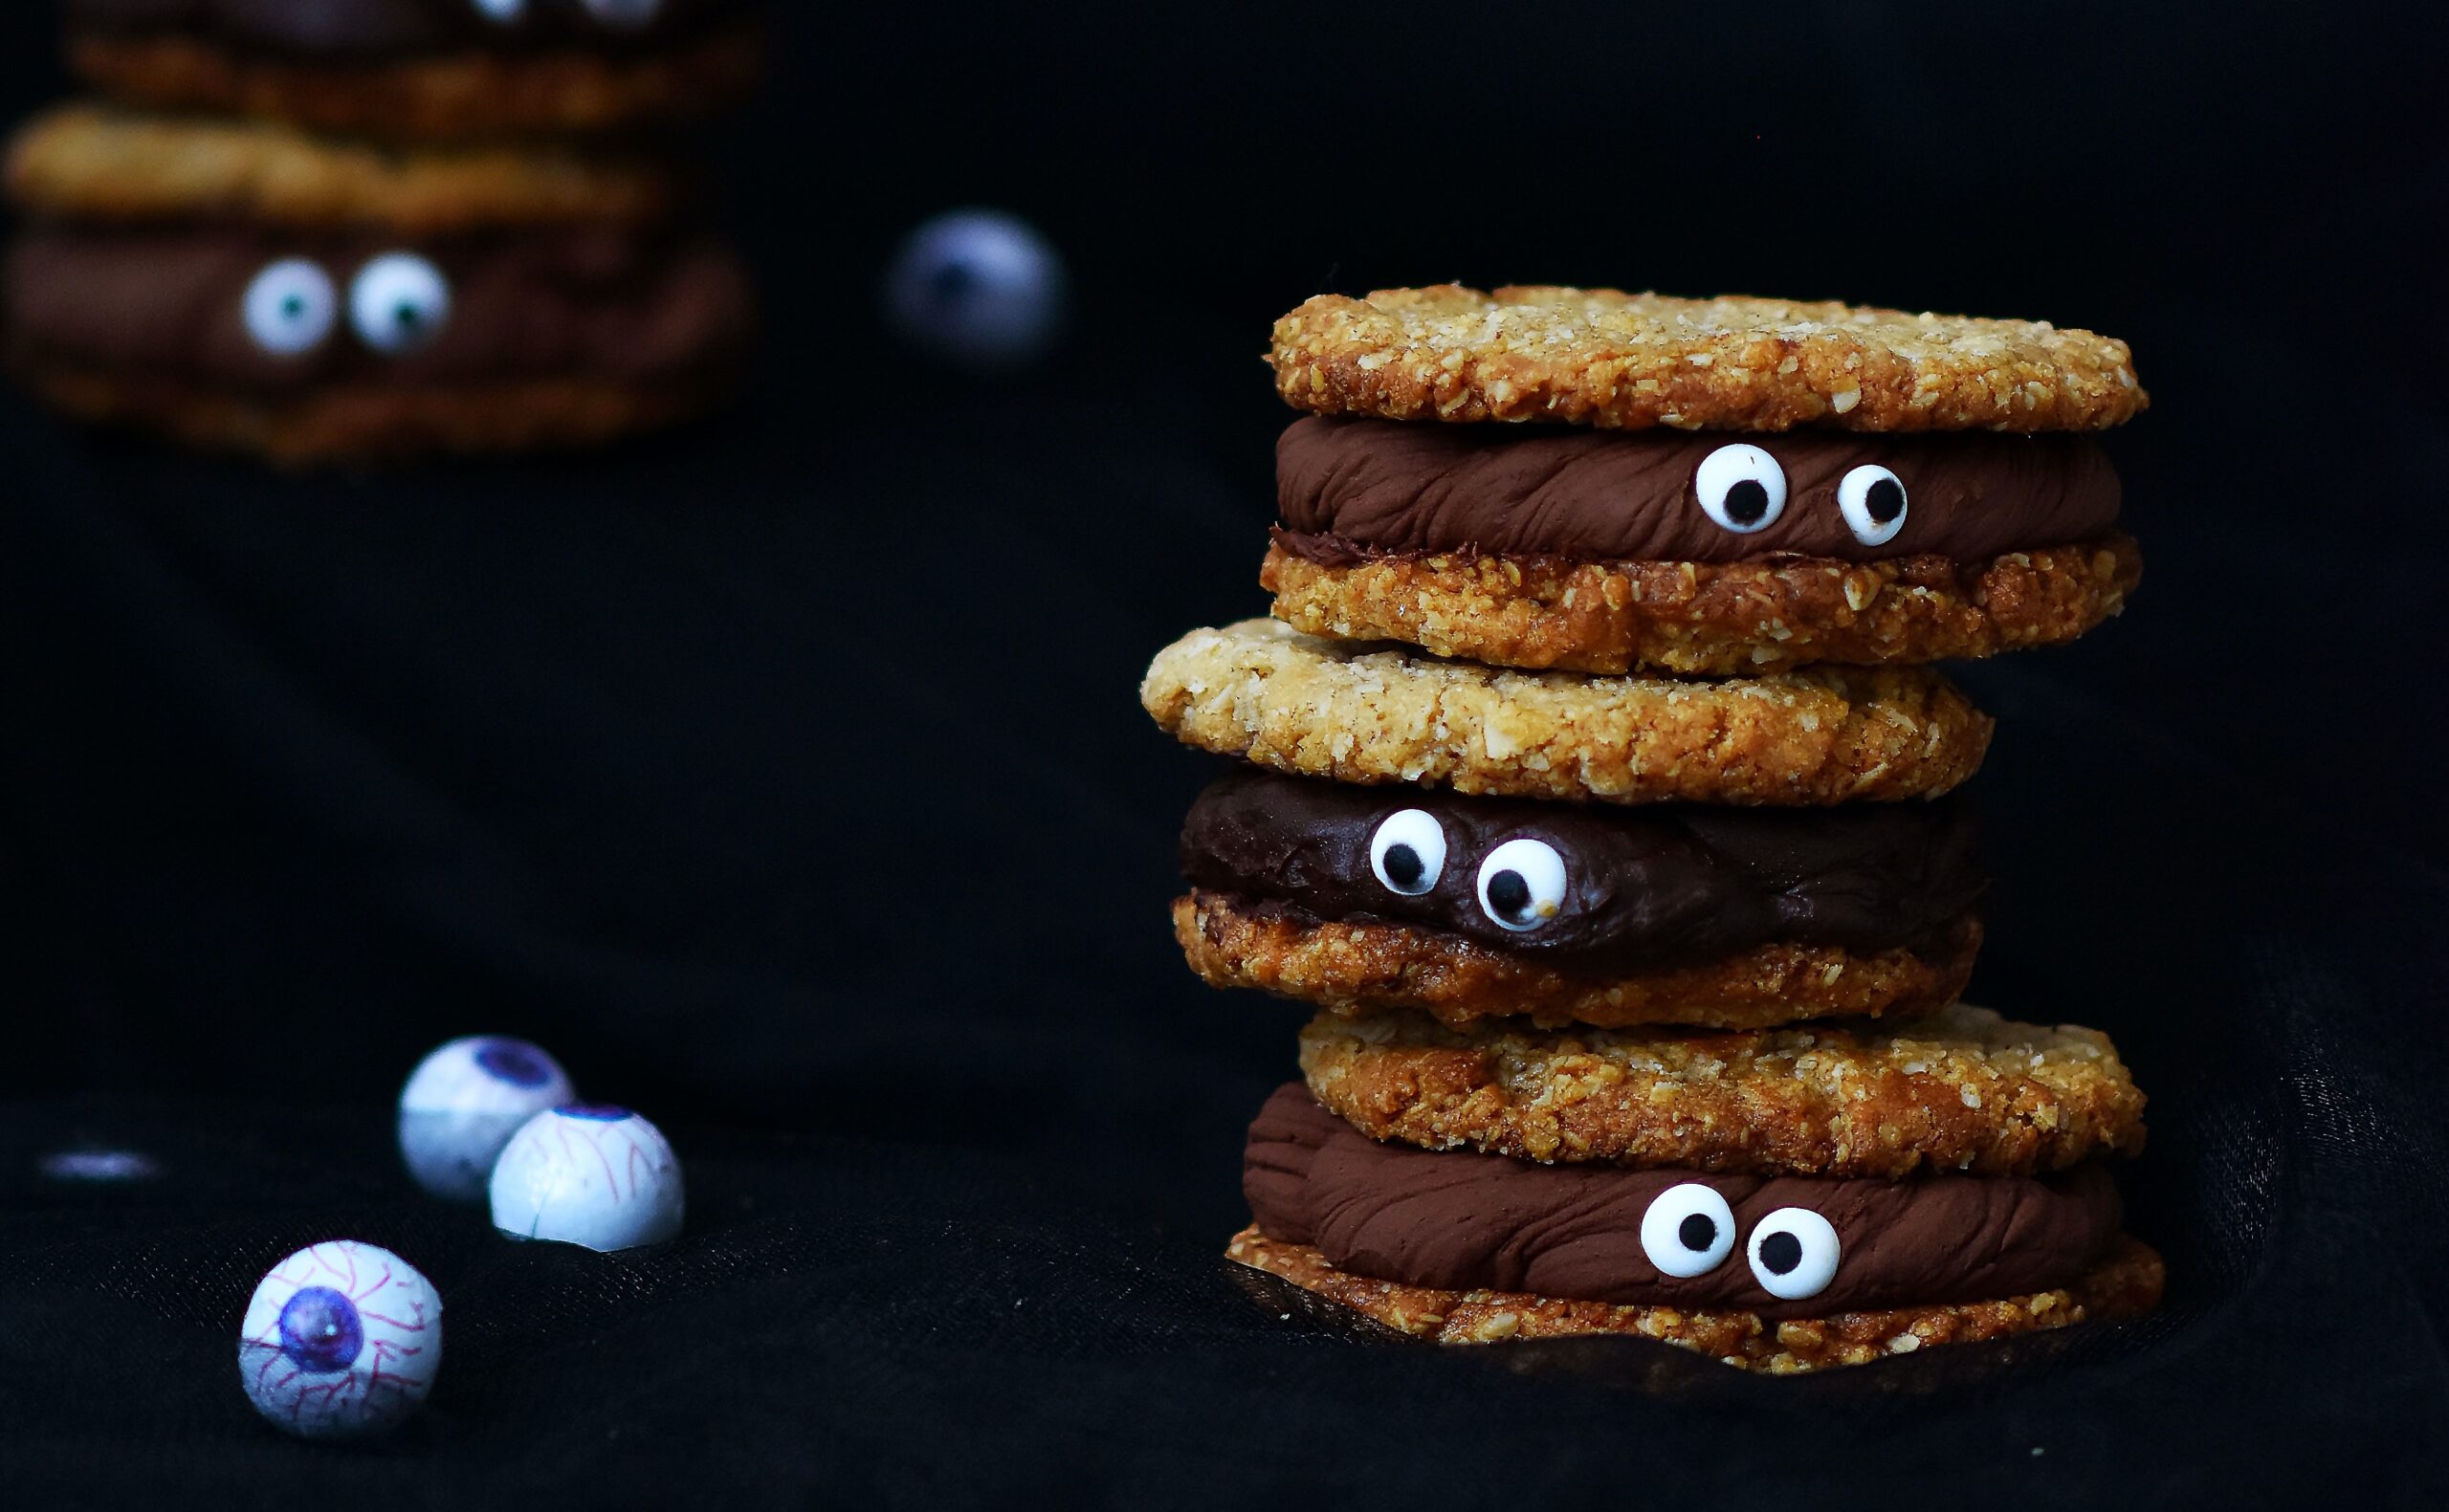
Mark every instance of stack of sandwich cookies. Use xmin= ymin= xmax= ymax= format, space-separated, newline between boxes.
xmin=7 ymin=1 xmax=767 ymax=461
xmin=1141 ymin=285 xmax=2161 ymax=1370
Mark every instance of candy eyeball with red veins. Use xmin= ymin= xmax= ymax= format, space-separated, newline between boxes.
xmin=238 ymin=1242 xmax=441 ymax=1441
xmin=398 ymin=1036 xmax=577 ymax=1201
xmin=883 ymin=209 xmax=1068 ymax=370
xmin=490 ymin=1105 xmax=685 ymax=1252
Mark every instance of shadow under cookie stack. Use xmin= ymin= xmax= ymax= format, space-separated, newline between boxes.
xmin=4 ymin=1 xmax=766 ymax=464
xmin=1140 ymin=285 xmax=2165 ymax=1372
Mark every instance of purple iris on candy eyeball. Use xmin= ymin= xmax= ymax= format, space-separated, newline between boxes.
xmin=237 ymin=1242 xmax=442 ymax=1441
xmin=396 ymin=1036 xmax=577 ymax=1201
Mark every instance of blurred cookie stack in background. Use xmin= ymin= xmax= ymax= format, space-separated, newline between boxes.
xmin=1141 ymin=286 xmax=2165 ymax=1371
xmin=4 ymin=1 xmax=766 ymax=462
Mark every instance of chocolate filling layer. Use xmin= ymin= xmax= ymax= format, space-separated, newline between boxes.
xmin=64 ymin=0 xmax=750 ymax=57
xmin=1277 ymin=415 xmax=2122 ymax=565
xmin=6 ymin=226 xmax=752 ymax=390
xmin=1246 ymin=1087 xmax=2122 ymax=1317
xmin=1180 ymin=769 xmax=1981 ymax=970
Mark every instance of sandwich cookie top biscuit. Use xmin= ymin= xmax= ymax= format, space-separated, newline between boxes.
xmin=63 ymin=0 xmax=766 ymax=141
xmin=1141 ymin=619 xmax=1992 ymax=807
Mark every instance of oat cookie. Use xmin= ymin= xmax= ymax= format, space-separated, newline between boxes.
xmin=1270 ymin=286 xmax=2146 ymax=433
xmin=1140 ymin=620 xmax=1991 ymax=806
xmin=1299 ymin=1003 xmax=2146 ymax=1178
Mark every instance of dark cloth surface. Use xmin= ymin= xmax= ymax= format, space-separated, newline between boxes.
xmin=3 ymin=2 xmax=2446 ymax=1505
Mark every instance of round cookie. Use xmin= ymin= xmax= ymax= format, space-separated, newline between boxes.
xmin=1140 ymin=620 xmax=1992 ymax=807
xmin=1175 ymin=768 xmax=1985 ymax=1029
xmin=1229 ymin=1225 xmax=2164 ymax=1370
xmin=1269 ymin=286 xmax=2147 ymax=434
xmin=1299 ymin=1003 xmax=2147 ymax=1178
xmin=4 ymin=107 xmax=753 ymax=463
xmin=62 ymin=0 xmax=765 ymax=142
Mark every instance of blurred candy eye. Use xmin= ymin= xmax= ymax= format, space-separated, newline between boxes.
xmin=349 ymin=252 xmax=452 ymax=356
xmin=473 ymin=0 xmax=526 ymax=20
xmin=490 ymin=1105 xmax=686 ymax=1253
xmin=883 ymin=209 xmax=1068 ymax=369
xmin=397 ymin=1036 xmax=578 ymax=1202
xmin=1639 ymin=1183 xmax=1736 ymax=1278
xmin=1747 ymin=1207 xmax=1842 ymax=1301
xmin=1837 ymin=464 xmax=1908 ymax=546
xmin=1693 ymin=443 xmax=1788 ymax=534
xmin=237 ymin=1242 xmax=442 ymax=1441
xmin=242 ymin=258 xmax=338 ymax=357
xmin=582 ymin=0 xmax=661 ymax=29
xmin=1368 ymin=808 xmax=1447 ymax=896
xmin=1476 ymin=837 xmax=1568 ymax=931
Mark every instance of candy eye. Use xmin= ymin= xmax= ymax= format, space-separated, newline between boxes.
xmin=490 ymin=1105 xmax=686 ymax=1253
xmin=1837 ymin=464 xmax=1909 ymax=546
xmin=1693 ymin=443 xmax=1788 ymax=534
xmin=349 ymin=252 xmax=452 ymax=355
xmin=1639 ymin=1182 xmax=1736 ymax=1278
xmin=237 ymin=1242 xmax=442 ymax=1441
xmin=1368 ymin=808 xmax=1447 ymax=896
xmin=582 ymin=0 xmax=661 ymax=29
xmin=1747 ymin=1207 xmax=1842 ymax=1301
xmin=883 ymin=209 xmax=1069 ymax=369
xmin=473 ymin=0 xmax=525 ymax=20
xmin=396 ymin=1036 xmax=578 ymax=1202
xmin=242 ymin=258 xmax=337 ymax=357
xmin=1476 ymin=838 xmax=1567 ymax=931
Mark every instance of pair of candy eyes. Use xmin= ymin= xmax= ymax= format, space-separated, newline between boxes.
xmin=1369 ymin=811 xmax=1565 ymax=932
xmin=1641 ymin=1184 xmax=1842 ymax=1301
xmin=244 ymin=254 xmax=451 ymax=359
xmin=473 ymin=0 xmax=662 ymax=28
xmin=1694 ymin=444 xmax=1908 ymax=547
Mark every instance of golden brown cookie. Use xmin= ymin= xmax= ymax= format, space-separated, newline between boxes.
xmin=67 ymin=28 xmax=764 ymax=143
xmin=1140 ymin=620 xmax=1992 ymax=807
xmin=1299 ymin=1003 xmax=2146 ymax=1178
xmin=1228 ymin=1225 xmax=2164 ymax=1370
xmin=6 ymin=103 xmax=675 ymax=233
xmin=1270 ymin=286 xmax=2146 ymax=434
xmin=1262 ymin=532 xmax=2144 ymax=676
xmin=1176 ymin=891 xmax=1979 ymax=1031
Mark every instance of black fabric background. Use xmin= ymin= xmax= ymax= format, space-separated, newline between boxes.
xmin=2 ymin=3 xmax=2444 ymax=1505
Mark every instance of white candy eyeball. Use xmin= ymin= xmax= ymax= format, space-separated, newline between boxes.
xmin=1747 ymin=1207 xmax=1842 ymax=1301
xmin=242 ymin=257 xmax=338 ymax=357
xmin=237 ymin=1242 xmax=441 ymax=1441
xmin=490 ymin=1105 xmax=685 ymax=1253
xmin=1692 ymin=443 xmax=1788 ymax=534
xmin=349 ymin=252 xmax=452 ymax=356
xmin=1368 ymin=808 xmax=1447 ymax=896
xmin=473 ymin=0 xmax=526 ymax=21
xmin=1476 ymin=837 xmax=1568 ymax=931
xmin=1837 ymin=464 xmax=1909 ymax=546
xmin=883 ymin=209 xmax=1069 ymax=370
xmin=1639 ymin=1182 xmax=1736 ymax=1278
xmin=582 ymin=0 xmax=662 ymax=30
xmin=397 ymin=1036 xmax=577 ymax=1202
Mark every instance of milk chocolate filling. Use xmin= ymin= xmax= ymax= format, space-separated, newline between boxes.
xmin=5 ymin=225 xmax=752 ymax=390
xmin=1180 ymin=769 xmax=1981 ymax=970
xmin=1277 ymin=415 xmax=2123 ymax=566
xmin=62 ymin=0 xmax=751 ymax=57
xmin=1246 ymin=1087 xmax=2122 ymax=1317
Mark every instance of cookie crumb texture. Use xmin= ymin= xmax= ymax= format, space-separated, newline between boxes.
xmin=1270 ymin=287 xmax=2146 ymax=434
xmin=1228 ymin=1226 xmax=2163 ymax=1370
xmin=1300 ymin=1003 xmax=2146 ymax=1177
xmin=69 ymin=29 xmax=764 ymax=142
xmin=1175 ymin=892 xmax=1978 ymax=1031
xmin=1140 ymin=620 xmax=1992 ymax=806
xmin=6 ymin=103 xmax=675 ymax=233
xmin=1263 ymin=533 xmax=2143 ymax=676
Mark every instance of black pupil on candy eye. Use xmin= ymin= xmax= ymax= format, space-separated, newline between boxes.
xmin=1866 ymin=478 xmax=1905 ymax=524
xmin=394 ymin=303 xmax=422 ymax=330
xmin=281 ymin=296 xmax=304 ymax=319
xmin=1678 ymin=1214 xmax=1716 ymax=1252
xmin=1760 ymin=1231 xmax=1803 ymax=1275
xmin=1488 ymin=870 xmax=1531 ymax=918
xmin=1722 ymin=478 xmax=1770 ymax=526
xmin=928 ymin=261 xmax=977 ymax=307
xmin=1382 ymin=844 xmax=1423 ymax=889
